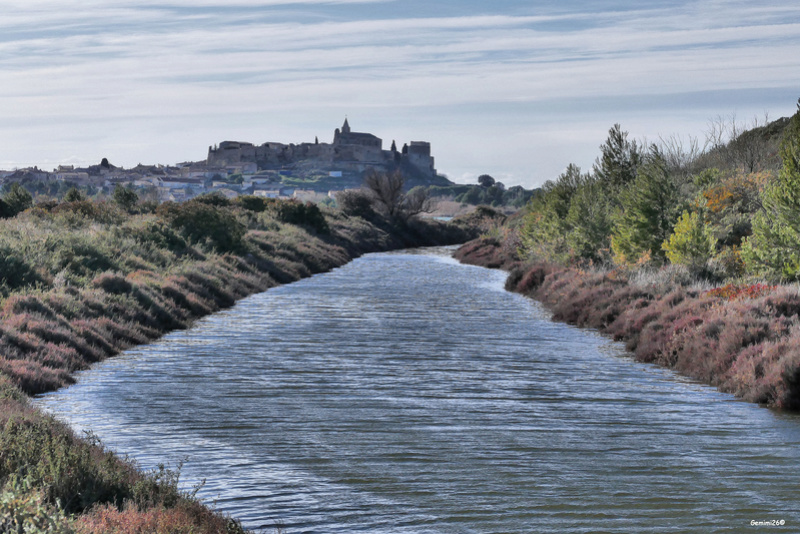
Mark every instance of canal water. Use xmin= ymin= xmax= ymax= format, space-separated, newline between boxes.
xmin=36 ymin=248 xmax=800 ymax=533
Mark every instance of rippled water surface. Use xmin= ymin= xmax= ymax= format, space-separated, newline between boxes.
xmin=37 ymin=249 xmax=800 ymax=533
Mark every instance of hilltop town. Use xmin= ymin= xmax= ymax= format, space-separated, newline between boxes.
xmin=0 ymin=120 xmax=453 ymax=204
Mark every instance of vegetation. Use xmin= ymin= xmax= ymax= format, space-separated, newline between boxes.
xmin=0 ymin=192 xmax=480 ymax=532
xmin=517 ymin=101 xmax=799 ymax=278
xmin=425 ymin=179 xmax=536 ymax=209
xmin=456 ymin=98 xmax=800 ymax=410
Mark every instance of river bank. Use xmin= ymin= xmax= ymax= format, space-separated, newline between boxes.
xmin=455 ymin=236 xmax=800 ymax=410
xmin=36 ymin=245 xmax=800 ymax=532
xmin=0 ymin=196 xmax=489 ymax=532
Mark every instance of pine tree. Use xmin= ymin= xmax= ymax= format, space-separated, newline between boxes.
xmin=2 ymin=183 xmax=33 ymax=217
xmin=742 ymin=100 xmax=800 ymax=279
xmin=519 ymin=164 xmax=584 ymax=262
xmin=594 ymin=124 xmax=642 ymax=196
xmin=611 ymin=148 xmax=679 ymax=264
xmin=565 ymin=176 xmax=613 ymax=262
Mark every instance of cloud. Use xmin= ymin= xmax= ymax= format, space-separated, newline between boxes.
xmin=1 ymin=0 xmax=799 ymax=185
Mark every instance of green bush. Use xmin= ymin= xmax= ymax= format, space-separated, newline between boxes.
xmin=156 ymin=201 xmax=246 ymax=253
xmin=233 ymin=195 xmax=273 ymax=213
xmin=0 ymin=476 xmax=73 ymax=534
xmin=51 ymin=201 xmax=124 ymax=225
xmin=272 ymin=200 xmax=329 ymax=234
xmin=0 ymin=246 xmax=42 ymax=293
xmin=121 ymin=220 xmax=188 ymax=252
xmin=51 ymin=241 xmax=116 ymax=280
xmin=112 ymin=186 xmax=138 ymax=211
xmin=192 ymin=192 xmax=230 ymax=207
xmin=662 ymin=210 xmax=717 ymax=271
xmin=0 ymin=416 xmax=134 ymax=514
xmin=2 ymin=183 xmax=33 ymax=218
xmin=63 ymin=188 xmax=85 ymax=203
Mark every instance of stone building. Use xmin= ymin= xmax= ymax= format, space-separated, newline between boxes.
xmin=207 ymin=119 xmax=437 ymax=179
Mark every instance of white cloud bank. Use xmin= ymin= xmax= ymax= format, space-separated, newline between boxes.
xmin=1 ymin=1 xmax=798 ymax=186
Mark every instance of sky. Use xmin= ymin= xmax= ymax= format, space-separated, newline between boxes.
xmin=1 ymin=1 xmax=799 ymax=188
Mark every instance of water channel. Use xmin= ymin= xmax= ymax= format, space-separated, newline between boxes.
xmin=36 ymin=248 xmax=800 ymax=533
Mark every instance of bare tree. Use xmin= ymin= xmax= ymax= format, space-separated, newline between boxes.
xmin=704 ymin=113 xmax=771 ymax=172
xmin=658 ymin=133 xmax=703 ymax=176
xmin=403 ymin=186 xmax=436 ymax=218
xmin=364 ymin=169 xmax=405 ymax=218
xmin=362 ymin=170 xmax=435 ymax=220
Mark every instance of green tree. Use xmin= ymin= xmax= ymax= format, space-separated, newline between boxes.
xmin=611 ymin=148 xmax=680 ymax=264
xmin=742 ymin=101 xmax=800 ymax=279
xmin=2 ymin=183 xmax=33 ymax=217
xmin=454 ymin=187 xmax=485 ymax=205
xmin=565 ymin=176 xmax=613 ymax=262
xmin=519 ymin=164 xmax=584 ymax=262
xmin=594 ymin=124 xmax=642 ymax=197
xmin=63 ymin=187 xmax=85 ymax=202
xmin=477 ymin=174 xmax=495 ymax=188
xmin=112 ymin=185 xmax=138 ymax=211
xmin=662 ymin=209 xmax=717 ymax=271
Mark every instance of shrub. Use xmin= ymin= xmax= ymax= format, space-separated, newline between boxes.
xmin=156 ymin=201 xmax=245 ymax=253
xmin=271 ymin=199 xmax=329 ymax=234
xmin=0 ymin=476 xmax=73 ymax=534
xmin=122 ymin=220 xmax=187 ymax=252
xmin=662 ymin=210 xmax=717 ymax=271
xmin=336 ymin=189 xmax=376 ymax=219
xmin=705 ymin=283 xmax=776 ymax=301
xmin=112 ymin=186 xmax=138 ymax=211
xmin=0 ymin=246 xmax=42 ymax=293
xmin=0 ymin=415 xmax=135 ymax=513
xmin=2 ymin=183 xmax=33 ymax=217
xmin=233 ymin=195 xmax=272 ymax=213
xmin=91 ymin=273 xmax=133 ymax=295
xmin=51 ymin=201 xmax=123 ymax=225
xmin=73 ymin=501 xmax=250 ymax=534
xmin=192 ymin=192 xmax=230 ymax=207
xmin=51 ymin=241 xmax=116 ymax=280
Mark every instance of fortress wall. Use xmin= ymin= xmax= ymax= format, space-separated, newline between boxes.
xmin=207 ymin=122 xmax=436 ymax=178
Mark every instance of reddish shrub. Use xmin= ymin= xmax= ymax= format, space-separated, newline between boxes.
xmin=491 ymin=257 xmax=800 ymax=409
xmin=92 ymin=272 xmax=133 ymax=294
xmin=74 ymin=501 xmax=244 ymax=534
xmin=705 ymin=283 xmax=776 ymax=301
xmin=453 ymin=237 xmax=511 ymax=269
xmin=0 ymin=358 xmax=73 ymax=394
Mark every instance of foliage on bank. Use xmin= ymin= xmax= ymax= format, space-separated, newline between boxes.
xmin=518 ymin=103 xmax=800 ymax=280
xmin=456 ymin=238 xmax=800 ymax=410
xmin=0 ymin=192 xmax=478 ymax=532
xmin=456 ymin=100 xmax=800 ymax=411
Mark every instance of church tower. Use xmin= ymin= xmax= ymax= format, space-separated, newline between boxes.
xmin=342 ymin=118 xmax=351 ymax=134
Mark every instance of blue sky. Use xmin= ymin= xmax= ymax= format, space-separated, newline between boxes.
xmin=1 ymin=0 xmax=798 ymax=187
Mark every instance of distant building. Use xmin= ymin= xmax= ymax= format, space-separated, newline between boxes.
xmin=206 ymin=119 xmax=437 ymax=179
